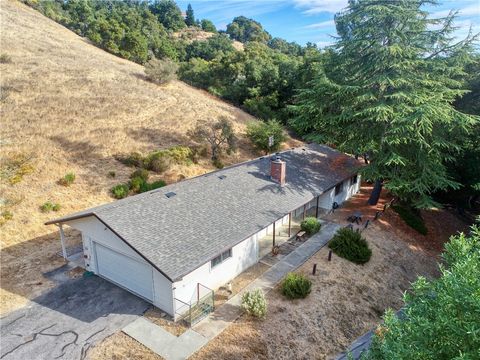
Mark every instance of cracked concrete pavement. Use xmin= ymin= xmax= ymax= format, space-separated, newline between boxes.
xmin=0 ymin=275 xmax=149 ymax=360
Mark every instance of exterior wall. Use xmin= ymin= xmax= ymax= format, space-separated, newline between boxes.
xmin=318 ymin=174 xmax=361 ymax=211
xmin=173 ymin=231 xmax=258 ymax=307
xmin=66 ymin=217 xmax=174 ymax=316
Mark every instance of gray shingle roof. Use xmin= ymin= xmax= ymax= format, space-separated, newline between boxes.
xmin=47 ymin=144 xmax=360 ymax=281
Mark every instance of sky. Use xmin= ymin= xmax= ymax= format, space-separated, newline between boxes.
xmin=176 ymin=0 xmax=480 ymax=47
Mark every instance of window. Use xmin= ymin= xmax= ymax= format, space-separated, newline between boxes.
xmin=211 ymin=248 xmax=232 ymax=269
xmin=335 ymin=182 xmax=343 ymax=196
xmin=350 ymin=175 xmax=358 ymax=186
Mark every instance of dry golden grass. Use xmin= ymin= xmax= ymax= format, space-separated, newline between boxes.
xmin=0 ymin=0 xmax=299 ymax=315
xmin=173 ymin=27 xmax=244 ymax=51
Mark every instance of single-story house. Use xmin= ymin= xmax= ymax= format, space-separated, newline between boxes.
xmin=46 ymin=144 xmax=361 ymax=323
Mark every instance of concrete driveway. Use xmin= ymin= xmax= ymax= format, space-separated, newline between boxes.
xmin=0 ymin=273 xmax=149 ymax=360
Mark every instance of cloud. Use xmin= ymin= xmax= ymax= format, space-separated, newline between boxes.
xmin=304 ymin=19 xmax=335 ymax=29
xmin=293 ymin=0 xmax=348 ymax=15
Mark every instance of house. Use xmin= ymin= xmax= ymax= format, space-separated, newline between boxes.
xmin=46 ymin=144 xmax=361 ymax=322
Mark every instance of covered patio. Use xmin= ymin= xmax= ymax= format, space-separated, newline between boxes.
xmin=258 ymin=199 xmax=323 ymax=258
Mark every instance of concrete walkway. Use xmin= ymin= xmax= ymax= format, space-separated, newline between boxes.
xmin=123 ymin=222 xmax=340 ymax=360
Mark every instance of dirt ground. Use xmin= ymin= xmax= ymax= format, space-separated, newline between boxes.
xmin=0 ymin=0 xmax=299 ymax=315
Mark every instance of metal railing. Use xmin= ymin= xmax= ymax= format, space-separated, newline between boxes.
xmin=174 ymin=283 xmax=214 ymax=327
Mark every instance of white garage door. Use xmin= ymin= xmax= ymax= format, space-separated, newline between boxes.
xmin=94 ymin=243 xmax=154 ymax=301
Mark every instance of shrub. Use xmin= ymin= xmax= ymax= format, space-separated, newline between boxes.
xmin=115 ymin=152 xmax=144 ymax=167
xmin=329 ymin=227 xmax=372 ymax=264
xmin=168 ymin=145 xmax=193 ymax=164
xmin=108 ymin=171 xmax=116 ymax=178
xmin=40 ymin=201 xmax=61 ymax=213
xmin=145 ymin=152 xmax=172 ymax=173
xmin=1 ymin=154 xmax=34 ymax=185
xmin=281 ymin=272 xmax=312 ymax=299
xmin=139 ymin=179 xmax=166 ymax=193
xmin=144 ymin=58 xmax=179 ymax=85
xmin=246 ymin=120 xmax=287 ymax=153
xmin=0 ymin=54 xmax=12 ymax=64
xmin=300 ymin=217 xmax=321 ymax=235
xmin=129 ymin=176 xmax=145 ymax=193
xmin=392 ymin=203 xmax=428 ymax=235
xmin=130 ymin=169 xmax=149 ymax=181
xmin=241 ymin=289 xmax=267 ymax=318
xmin=1 ymin=210 xmax=13 ymax=220
xmin=58 ymin=172 xmax=76 ymax=186
xmin=111 ymin=184 xmax=129 ymax=199
xmin=212 ymin=158 xmax=224 ymax=169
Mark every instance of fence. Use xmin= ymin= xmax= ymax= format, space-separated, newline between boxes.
xmin=174 ymin=283 xmax=214 ymax=327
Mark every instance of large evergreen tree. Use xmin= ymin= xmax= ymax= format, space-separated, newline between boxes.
xmin=185 ymin=3 xmax=195 ymax=27
xmin=291 ymin=0 xmax=478 ymax=208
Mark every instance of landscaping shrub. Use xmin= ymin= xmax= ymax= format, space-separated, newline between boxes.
xmin=108 ymin=171 xmax=116 ymax=178
xmin=129 ymin=176 xmax=144 ymax=193
xmin=392 ymin=203 xmax=428 ymax=235
xmin=168 ymin=145 xmax=193 ymax=164
xmin=241 ymin=289 xmax=267 ymax=318
xmin=1 ymin=210 xmax=13 ymax=220
xmin=111 ymin=184 xmax=129 ymax=199
xmin=40 ymin=201 xmax=61 ymax=213
xmin=144 ymin=58 xmax=179 ymax=85
xmin=300 ymin=217 xmax=321 ymax=235
xmin=329 ymin=227 xmax=372 ymax=264
xmin=281 ymin=272 xmax=312 ymax=299
xmin=58 ymin=172 xmax=76 ymax=186
xmin=1 ymin=153 xmax=34 ymax=185
xmin=130 ymin=169 xmax=149 ymax=181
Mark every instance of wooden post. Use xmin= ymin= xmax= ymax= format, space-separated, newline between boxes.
xmin=272 ymin=221 xmax=276 ymax=247
xmin=315 ymin=196 xmax=320 ymax=218
xmin=288 ymin=212 xmax=292 ymax=237
xmin=312 ymin=264 xmax=317 ymax=275
xmin=303 ymin=204 xmax=307 ymax=220
xmin=328 ymin=250 xmax=332 ymax=261
xmin=59 ymin=224 xmax=67 ymax=260
xmin=197 ymin=283 xmax=200 ymax=302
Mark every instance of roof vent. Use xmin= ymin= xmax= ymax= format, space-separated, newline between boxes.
xmin=165 ymin=192 xmax=177 ymax=198
xmin=218 ymin=175 xmax=227 ymax=180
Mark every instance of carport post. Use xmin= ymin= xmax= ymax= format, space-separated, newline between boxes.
xmin=58 ymin=224 xmax=67 ymax=260
xmin=315 ymin=196 xmax=320 ymax=218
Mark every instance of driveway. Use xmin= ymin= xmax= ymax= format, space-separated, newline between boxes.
xmin=0 ymin=273 xmax=149 ymax=360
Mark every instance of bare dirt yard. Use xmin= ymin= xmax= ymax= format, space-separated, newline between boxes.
xmin=87 ymin=184 xmax=469 ymax=360
xmin=0 ymin=0 xmax=299 ymax=315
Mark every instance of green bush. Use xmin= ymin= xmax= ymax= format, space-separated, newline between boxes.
xmin=329 ymin=227 xmax=372 ymax=264
xmin=241 ymin=289 xmax=267 ymax=318
xmin=246 ymin=119 xmax=287 ymax=153
xmin=0 ymin=54 xmax=12 ymax=64
xmin=40 ymin=201 xmax=61 ymax=213
xmin=300 ymin=217 xmax=321 ymax=235
xmin=138 ymin=179 xmax=166 ymax=193
xmin=281 ymin=272 xmax=312 ymax=299
xmin=58 ymin=172 xmax=76 ymax=186
xmin=168 ymin=145 xmax=193 ymax=163
xmin=108 ymin=171 xmax=116 ymax=178
xmin=130 ymin=169 xmax=149 ymax=181
xmin=115 ymin=152 xmax=144 ymax=167
xmin=111 ymin=184 xmax=129 ymax=199
xmin=129 ymin=176 xmax=144 ymax=193
xmin=144 ymin=151 xmax=172 ymax=173
xmin=392 ymin=204 xmax=428 ymax=235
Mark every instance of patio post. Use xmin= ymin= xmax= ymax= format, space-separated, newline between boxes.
xmin=288 ymin=212 xmax=292 ymax=237
xmin=303 ymin=204 xmax=307 ymax=220
xmin=315 ymin=196 xmax=320 ymax=218
xmin=272 ymin=221 xmax=276 ymax=247
xmin=58 ymin=224 xmax=67 ymax=260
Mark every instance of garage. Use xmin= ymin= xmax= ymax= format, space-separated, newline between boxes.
xmin=94 ymin=243 xmax=154 ymax=302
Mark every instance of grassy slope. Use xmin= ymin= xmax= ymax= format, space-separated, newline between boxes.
xmin=0 ymin=0 xmax=299 ymax=314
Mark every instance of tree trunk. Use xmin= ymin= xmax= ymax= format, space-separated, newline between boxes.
xmin=368 ymin=179 xmax=383 ymax=205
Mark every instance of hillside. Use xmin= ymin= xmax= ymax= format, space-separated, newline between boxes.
xmin=0 ymin=0 xmax=298 ymax=314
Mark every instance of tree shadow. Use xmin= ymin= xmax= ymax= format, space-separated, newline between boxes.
xmin=127 ymin=127 xmax=190 ymax=149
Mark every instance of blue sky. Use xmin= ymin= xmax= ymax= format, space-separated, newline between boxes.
xmin=176 ymin=0 xmax=480 ymax=47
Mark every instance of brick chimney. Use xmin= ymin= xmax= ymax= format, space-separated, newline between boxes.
xmin=271 ymin=157 xmax=286 ymax=186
